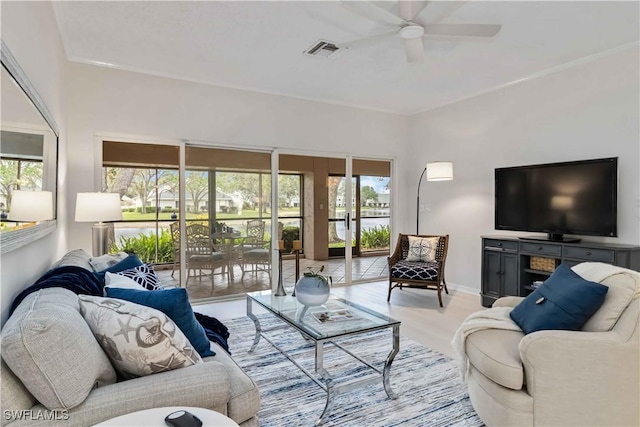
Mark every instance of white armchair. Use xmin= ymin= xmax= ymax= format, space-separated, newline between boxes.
xmin=462 ymin=263 xmax=639 ymax=427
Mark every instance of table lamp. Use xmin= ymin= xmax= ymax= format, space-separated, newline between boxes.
xmin=75 ymin=192 xmax=122 ymax=256
xmin=8 ymin=190 xmax=53 ymax=225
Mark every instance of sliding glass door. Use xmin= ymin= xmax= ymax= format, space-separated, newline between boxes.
xmin=327 ymin=175 xmax=357 ymax=258
xmin=184 ymin=145 xmax=274 ymax=299
xmin=102 ymin=139 xmax=392 ymax=299
xmin=101 ymin=141 xmax=180 ymax=267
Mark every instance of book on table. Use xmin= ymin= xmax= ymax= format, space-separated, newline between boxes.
xmin=311 ymin=307 xmax=361 ymax=323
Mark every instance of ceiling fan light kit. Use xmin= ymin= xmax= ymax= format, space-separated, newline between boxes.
xmin=399 ymin=25 xmax=425 ymax=40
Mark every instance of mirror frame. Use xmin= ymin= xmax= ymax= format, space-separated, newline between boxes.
xmin=0 ymin=40 xmax=59 ymax=254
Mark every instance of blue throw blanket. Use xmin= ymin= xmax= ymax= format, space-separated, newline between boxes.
xmin=194 ymin=312 xmax=231 ymax=353
xmin=8 ymin=265 xmax=231 ymax=353
xmin=9 ymin=266 xmax=103 ymax=314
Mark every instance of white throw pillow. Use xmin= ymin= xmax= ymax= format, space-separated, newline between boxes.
xmin=89 ymin=252 xmax=129 ymax=271
xmin=78 ymin=295 xmax=202 ymax=379
xmin=406 ymin=236 xmax=439 ymax=262
xmin=104 ymin=271 xmax=147 ymax=291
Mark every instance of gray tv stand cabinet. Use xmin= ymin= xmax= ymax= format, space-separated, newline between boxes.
xmin=481 ymin=235 xmax=640 ymax=308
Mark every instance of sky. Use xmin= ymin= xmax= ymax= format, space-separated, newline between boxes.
xmin=361 ymin=176 xmax=390 ymax=194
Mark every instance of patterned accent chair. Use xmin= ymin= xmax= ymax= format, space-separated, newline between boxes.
xmin=387 ymin=233 xmax=450 ymax=307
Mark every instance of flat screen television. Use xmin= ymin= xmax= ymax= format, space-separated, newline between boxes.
xmin=495 ymin=158 xmax=617 ymax=242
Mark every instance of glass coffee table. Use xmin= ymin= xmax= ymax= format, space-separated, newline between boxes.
xmin=246 ymin=290 xmax=401 ymax=425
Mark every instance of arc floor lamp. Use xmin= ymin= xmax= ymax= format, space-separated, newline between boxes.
xmin=416 ymin=161 xmax=453 ymax=234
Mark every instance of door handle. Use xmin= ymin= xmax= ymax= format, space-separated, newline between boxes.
xmin=345 ymin=213 xmax=350 ymax=230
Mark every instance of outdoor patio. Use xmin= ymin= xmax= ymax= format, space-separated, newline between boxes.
xmin=156 ymin=255 xmax=389 ymax=301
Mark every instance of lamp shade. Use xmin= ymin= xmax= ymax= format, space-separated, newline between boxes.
xmin=75 ymin=192 xmax=122 ymax=222
xmin=8 ymin=190 xmax=53 ymax=222
xmin=426 ymin=161 xmax=453 ymax=181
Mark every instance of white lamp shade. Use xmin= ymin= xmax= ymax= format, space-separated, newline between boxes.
xmin=75 ymin=192 xmax=123 ymax=222
xmin=426 ymin=161 xmax=453 ymax=181
xmin=8 ymin=190 xmax=53 ymax=221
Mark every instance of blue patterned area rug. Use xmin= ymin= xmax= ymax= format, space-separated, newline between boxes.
xmin=225 ymin=314 xmax=483 ymax=427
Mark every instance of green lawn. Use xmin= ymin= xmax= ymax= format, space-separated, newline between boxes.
xmin=121 ymin=212 xmax=204 ymax=221
xmin=121 ymin=207 xmax=302 ymax=221
xmin=120 ymin=206 xmax=389 ymax=222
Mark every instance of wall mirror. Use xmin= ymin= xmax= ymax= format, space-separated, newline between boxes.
xmin=0 ymin=40 xmax=59 ymax=254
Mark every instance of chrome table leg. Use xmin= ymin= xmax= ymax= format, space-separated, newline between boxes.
xmin=315 ymin=341 xmax=335 ymax=426
xmin=247 ymin=297 xmax=261 ymax=353
xmin=382 ymin=324 xmax=400 ymax=399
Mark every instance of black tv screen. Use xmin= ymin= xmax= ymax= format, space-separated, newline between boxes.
xmin=495 ymin=158 xmax=618 ymax=240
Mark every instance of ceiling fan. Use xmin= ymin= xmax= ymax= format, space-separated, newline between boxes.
xmin=337 ymin=1 xmax=502 ymax=63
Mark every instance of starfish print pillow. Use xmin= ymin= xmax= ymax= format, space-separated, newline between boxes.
xmin=78 ymin=295 xmax=202 ymax=379
xmin=406 ymin=236 xmax=439 ymax=262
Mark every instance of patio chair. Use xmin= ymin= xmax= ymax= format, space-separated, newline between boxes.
xmin=239 ymin=220 xmax=283 ymax=280
xmin=170 ymin=221 xmax=180 ymax=278
xmin=185 ymin=223 xmax=230 ymax=287
xmin=387 ymin=233 xmax=449 ymax=307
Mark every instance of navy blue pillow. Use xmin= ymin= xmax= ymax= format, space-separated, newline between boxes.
xmin=105 ymin=287 xmax=214 ymax=357
xmin=510 ymin=263 xmax=608 ymax=334
xmin=94 ymin=254 xmax=143 ymax=284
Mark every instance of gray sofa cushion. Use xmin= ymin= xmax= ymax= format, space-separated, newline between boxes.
xmin=466 ymin=328 xmax=525 ymax=390
xmin=0 ymin=361 xmax=37 ymax=427
xmin=206 ymin=343 xmax=260 ymax=424
xmin=1 ymin=288 xmax=117 ymax=410
xmin=50 ymin=249 xmax=93 ymax=271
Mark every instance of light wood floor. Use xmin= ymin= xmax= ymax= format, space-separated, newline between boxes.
xmin=193 ymin=280 xmax=483 ymax=359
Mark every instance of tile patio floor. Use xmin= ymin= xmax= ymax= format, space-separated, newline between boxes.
xmin=156 ymin=255 xmax=389 ymax=301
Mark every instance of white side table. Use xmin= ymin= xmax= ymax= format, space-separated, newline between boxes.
xmin=94 ymin=406 xmax=239 ymax=427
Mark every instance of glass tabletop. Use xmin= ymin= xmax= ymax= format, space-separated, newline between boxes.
xmin=246 ymin=290 xmax=400 ymax=340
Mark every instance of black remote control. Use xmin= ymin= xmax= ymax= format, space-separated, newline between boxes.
xmin=164 ymin=410 xmax=203 ymax=427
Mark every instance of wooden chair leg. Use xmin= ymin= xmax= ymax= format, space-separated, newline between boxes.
xmin=443 ymin=278 xmax=449 ymax=294
xmin=387 ymin=280 xmax=393 ymax=301
xmin=437 ymin=286 xmax=443 ymax=307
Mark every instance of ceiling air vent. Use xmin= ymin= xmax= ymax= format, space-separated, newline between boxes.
xmin=304 ymin=40 xmax=340 ymax=58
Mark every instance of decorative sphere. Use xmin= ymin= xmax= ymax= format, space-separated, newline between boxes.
xmin=295 ymin=275 xmax=330 ymax=306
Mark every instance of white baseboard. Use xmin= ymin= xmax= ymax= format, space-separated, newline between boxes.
xmin=446 ymin=282 xmax=480 ymax=296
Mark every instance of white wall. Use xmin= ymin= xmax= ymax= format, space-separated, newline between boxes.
xmin=406 ymin=47 xmax=640 ymax=293
xmin=66 ymin=63 xmax=408 ymax=250
xmin=0 ymin=2 xmax=68 ymax=323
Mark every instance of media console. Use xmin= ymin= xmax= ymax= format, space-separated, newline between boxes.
xmin=480 ymin=235 xmax=640 ymax=308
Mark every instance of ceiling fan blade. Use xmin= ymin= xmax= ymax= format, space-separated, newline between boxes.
xmin=404 ymin=37 xmax=425 ymax=63
xmin=423 ymin=23 xmax=502 ymax=37
xmin=338 ymin=30 xmax=399 ymax=49
xmin=398 ymin=0 xmax=430 ymax=21
xmin=341 ymin=1 xmax=407 ymax=27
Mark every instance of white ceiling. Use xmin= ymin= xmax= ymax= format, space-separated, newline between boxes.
xmin=53 ymin=1 xmax=640 ymax=115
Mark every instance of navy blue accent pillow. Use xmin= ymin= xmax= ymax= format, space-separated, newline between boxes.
xmin=94 ymin=254 xmax=143 ymax=284
xmin=105 ymin=287 xmax=215 ymax=357
xmin=510 ymin=264 xmax=608 ymax=334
